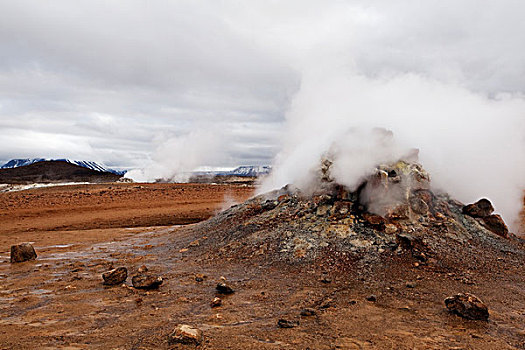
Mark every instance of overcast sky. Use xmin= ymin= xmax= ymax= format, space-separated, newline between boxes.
xmin=1 ymin=0 xmax=524 ymax=171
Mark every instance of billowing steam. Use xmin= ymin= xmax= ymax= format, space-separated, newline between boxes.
xmin=260 ymin=70 xmax=525 ymax=230
xmin=127 ymin=1 xmax=525 ymax=231
xmin=126 ymin=130 xmax=225 ymax=182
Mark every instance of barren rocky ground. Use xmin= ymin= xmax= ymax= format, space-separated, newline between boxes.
xmin=0 ymin=183 xmax=524 ymax=349
xmin=0 ymin=183 xmax=253 ymax=241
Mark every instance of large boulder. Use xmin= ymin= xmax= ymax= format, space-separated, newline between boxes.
xmin=462 ymin=198 xmax=494 ymax=218
xmin=481 ymin=214 xmax=509 ymax=238
xmin=10 ymin=243 xmax=37 ymax=263
xmin=102 ymin=267 xmax=128 ymax=285
xmin=168 ymin=324 xmax=203 ymax=345
xmin=444 ymin=293 xmax=489 ymax=320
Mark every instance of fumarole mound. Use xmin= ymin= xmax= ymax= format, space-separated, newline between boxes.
xmin=191 ymin=160 xmax=522 ymax=268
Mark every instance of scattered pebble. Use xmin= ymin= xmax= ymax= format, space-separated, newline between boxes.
xmin=366 ymin=294 xmax=377 ymax=302
xmin=300 ymin=308 xmax=316 ymax=316
xmin=385 ymin=224 xmax=398 ymax=234
xmin=210 ymin=297 xmax=222 ymax=308
xmin=168 ymin=324 xmax=203 ymax=345
xmin=320 ymin=276 xmax=332 ymax=284
xmin=216 ymin=281 xmax=235 ymax=294
xmin=277 ymin=318 xmax=299 ymax=328
xmin=319 ymin=298 xmax=334 ymax=309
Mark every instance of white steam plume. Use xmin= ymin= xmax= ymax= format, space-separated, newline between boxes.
xmin=126 ymin=130 xmax=225 ymax=182
xmin=260 ymin=69 xmax=525 ymax=231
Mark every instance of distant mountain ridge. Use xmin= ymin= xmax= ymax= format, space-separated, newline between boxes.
xmin=0 ymin=160 xmax=122 ymax=184
xmin=1 ymin=158 xmax=126 ymax=175
xmin=226 ymin=165 xmax=272 ymax=177
xmin=226 ymin=165 xmax=271 ymax=177
xmin=192 ymin=165 xmax=271 ymax=178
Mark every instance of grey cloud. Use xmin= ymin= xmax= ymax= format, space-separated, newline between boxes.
xmin=0 ymin=0 xmax=524 ymax=185
xmin=0 ymin=0 xmax=300 ymax=167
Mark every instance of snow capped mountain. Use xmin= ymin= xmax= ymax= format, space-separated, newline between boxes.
xmin=1 ymin=158 xmax=46 ymax=169
xmin=1 ymin=158 xmax=126 ymax=175
xmin=227 ymin=166 xmax=271 ymax=177
xmin=2 ymin=160 xmax=267 ymax=179
xmin=190 ymin=165 xmax=271 ymax=178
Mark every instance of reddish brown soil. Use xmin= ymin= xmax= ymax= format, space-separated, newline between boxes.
xmin=0 ymin=183 xmax=254 ymax=248
xmin=0 ymin=186 xmax=523 ymax=349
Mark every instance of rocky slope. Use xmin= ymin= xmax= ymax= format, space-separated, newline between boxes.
xmin=192 ymin=160 xmax=521 ymax=266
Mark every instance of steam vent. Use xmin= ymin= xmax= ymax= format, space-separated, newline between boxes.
xmin=170 ymin=158 xmax=525 ymax=348
xmin=189 ymin=159 xmax=517 ymax=265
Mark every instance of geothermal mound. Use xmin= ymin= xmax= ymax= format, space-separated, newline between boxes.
xmin=190 ymin=160 xmax=522 ymax=269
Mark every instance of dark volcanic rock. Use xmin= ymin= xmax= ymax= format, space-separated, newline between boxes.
xmin=262 ymin=200 xmax=278 ymax=211
xmin=319 ymin=298 xmax=335 ymax=309
xmin=10 ymin=243 xmax=37 ymax=263
xmin=216 ymin=281 xmax=235 ymax=294
xmin=444 ymin=293 xmax=489 ymax=320
xmin=320 ymin=275 xmax=332 ymax=284
xmin=395 ymin=234 xmax=417 ymax=250
xmin=462 ymin=198 xmax=494 ymax=218
xmin=168 ymin=324 xmax=203 ymax=345
xmin=481 ymin=214 xmax=509 ymax=238
xmin=131 ymin=274 xmax=163 ymax=289
xmin=277 ymin=318 xmax=299 ymax=328
xmin=363 ymin=213 xmax=386 ymax=230
xmin=102 ymin=267 xmax=127 ymax=285
xmin=405 ymin=282 xmax=417 ymax=288
xmin=300 ymin=308 xmax=316 ymax=316
xmin=366 ymin=294 xmax=377 ymax=302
